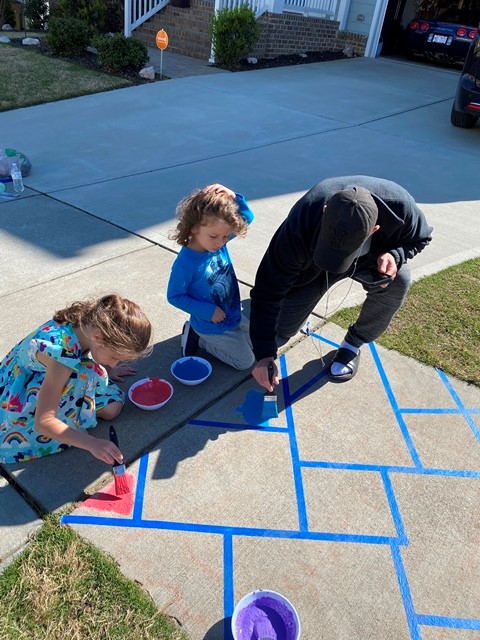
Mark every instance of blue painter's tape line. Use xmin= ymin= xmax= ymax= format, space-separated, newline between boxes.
xmin=189 ymin=419 xmax=287 ymax=432
xmin=400 ymin=408 xmax=462 ymax=414
xmin=61 ymin=513 xmax=398 ymax=544
xmin=300 ymin=460 xmax=480 ymax=478
xmin=312 ymin=333 xmax=340 ymax=349
xmin=223 ymin=532 xmax=234 ymax=640
xmin=390 ymin=541 xmax=421 ymax=640
xmin=381 ymin=470 xmax=408 ymax=544
xmin=132 ymin=453 xmax=149 ymax=523
xmin=289 ymin=367 xmax=330 ymax=404
xmin=369 ymin=343 xmax=422 ymax=468
xmin=417 ymin=614 xmax=480 ymax=629
xmin=280 ymin=354 xmax=309 ymax=532
xmin=62 ymin=515 xmax=144 ymax=527
xmin=437 ymin=368 xmax=480 ymax=441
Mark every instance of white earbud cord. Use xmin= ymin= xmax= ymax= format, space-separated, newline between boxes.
xmin=304 ymin=246 xmax=363 ymax=365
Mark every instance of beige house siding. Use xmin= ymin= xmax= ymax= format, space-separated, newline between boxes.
xmin=344 ymin=0 xmax=377 ymax=35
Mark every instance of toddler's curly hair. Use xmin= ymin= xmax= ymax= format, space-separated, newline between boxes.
xmin=170 ymin=188 xmax=249 ymax=247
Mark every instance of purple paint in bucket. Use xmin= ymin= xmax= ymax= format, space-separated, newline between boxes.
xmin=232 ymin=591 xmax=300 ymax=640
xmin=172 ymin=358 xmax=209 ymax=381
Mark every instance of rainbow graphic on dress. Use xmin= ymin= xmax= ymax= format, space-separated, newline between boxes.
xmin=3 ymin=431 xmax=28 ymax=446
xmin=62 ymin=383 xmax=74 ymax=398
xmin=26 ymin=386 xmax=41 ymax=401
xmin=11 ymin=417 xmax=28 ymax=427
xmin=65 ymin=408 xmax=77 ymax=420
xmin=83 ymin=395 xmax=95 ymax=413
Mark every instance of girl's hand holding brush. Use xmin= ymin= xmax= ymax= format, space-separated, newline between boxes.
xmin=87 ymin=436 xmax=123 ymax=466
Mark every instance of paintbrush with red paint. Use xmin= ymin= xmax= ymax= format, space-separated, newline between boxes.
xmin=109 ymin=425 xmax=130 ymax=495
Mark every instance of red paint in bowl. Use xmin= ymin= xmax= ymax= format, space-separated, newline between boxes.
xmin=128 ymin=378 xmax=173 ymax=410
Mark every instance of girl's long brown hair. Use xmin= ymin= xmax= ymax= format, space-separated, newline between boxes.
xmin=53 ymin=294 xmax=152 ymax=358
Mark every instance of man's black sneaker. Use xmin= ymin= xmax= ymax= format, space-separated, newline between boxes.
xmin=181 ymin=321 xmax=200 ymax=357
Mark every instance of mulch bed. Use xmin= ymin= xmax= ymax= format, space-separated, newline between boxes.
xmin=6 ymin=34 xmax=353 ymax=79
xmin=214 ymin=49 xmax=353 ymax=72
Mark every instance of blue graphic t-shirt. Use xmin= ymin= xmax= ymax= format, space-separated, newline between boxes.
xmin=167 ymin=193 xmax=254 ymax=335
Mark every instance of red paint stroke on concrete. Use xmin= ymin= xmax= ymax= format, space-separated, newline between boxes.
xmin=83 ymin=473 xmax=135 ymax=515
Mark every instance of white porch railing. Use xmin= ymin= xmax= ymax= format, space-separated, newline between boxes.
xmin=215 ymin=0 xmax=269 ymax=18
xmin=124 ymin=0 xmax=170 ymax=36
xmin=283 ymin=0 xmax=337 ymax=17
xmin=214 ymin=0 xmax=339 ymax=18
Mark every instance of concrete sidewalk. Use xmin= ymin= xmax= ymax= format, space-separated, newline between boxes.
xmin=146 ymin=46 xmax=229 ymax=79
xmin=1 ymin=56 xmax=480 ymax=640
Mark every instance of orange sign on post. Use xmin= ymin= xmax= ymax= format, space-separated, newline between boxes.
xmin=156 ymin=29 xmax=168 ymax=50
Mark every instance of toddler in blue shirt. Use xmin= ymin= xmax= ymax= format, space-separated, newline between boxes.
xmin=167 ymin=184 xmax=255 ymax=370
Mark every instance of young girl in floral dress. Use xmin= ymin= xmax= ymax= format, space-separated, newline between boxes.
xmin=0 ymin=293 xmax=152 ymax=465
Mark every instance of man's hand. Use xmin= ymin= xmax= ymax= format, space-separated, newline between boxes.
xmin=377 ymin=253 xmax=397 ymax=287
xmin=252 ymin=357 xmax=278 ymax=391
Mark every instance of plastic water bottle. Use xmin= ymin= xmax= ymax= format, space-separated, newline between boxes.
xmin=10 ymin=162 xmax=24 ymax=193
xmin=0 ymin=148 xmax=9 ymax=178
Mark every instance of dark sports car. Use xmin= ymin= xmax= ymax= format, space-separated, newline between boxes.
xmin=451 ymin=30 xmax=480 ymax=127
xmin=406 ymin=7 xmax=479 ymax=64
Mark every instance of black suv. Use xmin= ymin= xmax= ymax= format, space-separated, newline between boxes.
xmin=451 ymin=28 xmax=480 ymax=127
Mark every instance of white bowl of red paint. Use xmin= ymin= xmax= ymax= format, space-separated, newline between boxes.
xmin=128 ymin=377 xmax=173 ymax=410
xmin=170 ymin=356 xmax=212 ymax=386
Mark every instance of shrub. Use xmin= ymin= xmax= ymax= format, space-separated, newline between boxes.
xmin=95 ymin=34 xmax=148 ymax=73
xmin=25 ymin=0 xmax=49 ymax=29
xmin=46 ymin=16 xmax=91 ymax=55
xmin=103 ymin=0 xmax=123 ymax=34
xmin=50 ymin=0 xmax=117 ymax=35
xmin=210 ymin=4 xmax=260 ymax=67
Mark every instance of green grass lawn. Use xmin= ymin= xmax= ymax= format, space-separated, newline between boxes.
xmin=329 ymin=257 xmax=480 ymax=388
xmin=0 ymin=516 xmax=188 ymax=640
xmin=0 ymin=40 xmax=138 ymax=112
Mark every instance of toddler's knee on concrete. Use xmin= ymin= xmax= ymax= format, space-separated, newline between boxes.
xmin=231 ymin=355 xmax=256 ymax=371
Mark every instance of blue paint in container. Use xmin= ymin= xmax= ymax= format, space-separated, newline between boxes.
xmin=172 ymin=358 xmax=209 ymax=381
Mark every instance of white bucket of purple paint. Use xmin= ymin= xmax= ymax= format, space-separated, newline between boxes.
xmin=231 ymin=589 xmax=301 ymax=640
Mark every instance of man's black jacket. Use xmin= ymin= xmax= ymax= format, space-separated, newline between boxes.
xmin=250 ymin=176 xmax=433 ymax=361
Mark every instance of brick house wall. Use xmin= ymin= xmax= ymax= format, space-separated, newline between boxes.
xmin=134 ymin=0 xmax=367 ymax=60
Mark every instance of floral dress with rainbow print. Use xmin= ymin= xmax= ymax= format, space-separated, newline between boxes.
xmin=0 ymin=320 xmax=124 ymax=464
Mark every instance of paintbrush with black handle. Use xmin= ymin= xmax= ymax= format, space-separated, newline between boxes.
xmin=260 ymin=360 xmax=279 ymax=420
xmin=109 ymin=425 xmax=129 ymax=495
